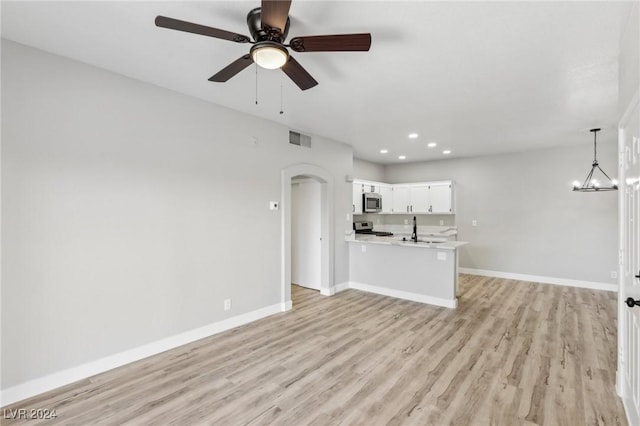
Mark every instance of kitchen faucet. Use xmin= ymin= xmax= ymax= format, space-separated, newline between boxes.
xmin=411 ymin=216 xmax=418 ymax=242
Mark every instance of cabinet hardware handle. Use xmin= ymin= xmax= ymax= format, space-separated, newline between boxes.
xmin=626 ymin=297 xmax=640 ymax=308
xmin=635 ymin=271 xmax=640 ymax=279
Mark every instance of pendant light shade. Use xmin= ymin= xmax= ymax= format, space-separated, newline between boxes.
xmin=572 ymin=128 xmax=618 ymax=192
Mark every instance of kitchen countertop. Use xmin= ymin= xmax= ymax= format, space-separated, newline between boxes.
xmin=346 ymin=234 xmax=468 ymax=250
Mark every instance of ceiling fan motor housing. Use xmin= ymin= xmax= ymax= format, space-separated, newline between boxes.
xmin=247 ymin=7 xmax=290 ymax=42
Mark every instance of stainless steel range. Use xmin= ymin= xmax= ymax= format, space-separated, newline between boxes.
xmin=353 ymin=221 xmax=393 ymax=237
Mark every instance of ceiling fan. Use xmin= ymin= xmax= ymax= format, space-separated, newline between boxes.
xmin=155 ymin=0 xmax=371 ymax=91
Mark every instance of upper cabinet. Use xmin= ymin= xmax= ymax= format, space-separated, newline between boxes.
xmin=428 ymin=182 xmax=453 ymax=214
xmin=392 ymin=184 xmax=430 ymax=213
xmin=379 ymin=185 xmax=394 ymax=214
xmin=352 ymin=182 xmax=364 ymax=214
xmin=392 ymin=185 xmax=411 ymax=213
xmin=353 ymin=179 xmax=454 ymax=215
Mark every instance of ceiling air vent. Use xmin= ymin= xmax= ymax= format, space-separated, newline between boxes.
xmin=289 ymin=131 xmax=311 ymax=148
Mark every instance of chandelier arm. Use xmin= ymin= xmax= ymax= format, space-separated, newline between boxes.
xmin=595 ymin=164 xmax=616 ymax=184
xmin=597 ymin=165 xmax=611 ymax=181
xmin=582 ymin=165 xmax=596 ymax=188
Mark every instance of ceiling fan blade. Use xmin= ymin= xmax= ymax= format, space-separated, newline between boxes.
xmin=281 ymin=56 xmax=318 ymax=91
xmin=208 ymin=55 xmax=254 ymax=82
xmin=155 ymin=16 xmax=251 ymax=43
xmin=261 ymin=0 xmax=292 ymax=33
xmin=289 ymin=33 xmax=372 ymax=52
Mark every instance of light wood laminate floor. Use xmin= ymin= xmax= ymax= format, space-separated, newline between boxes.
xmin=2 ymin=275 xmax=626 ymax=425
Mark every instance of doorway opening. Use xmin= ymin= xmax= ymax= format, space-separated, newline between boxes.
xmin=291 ymin=177 xmax=322 ymax=292
xmin=281 ymin=164 xmax=334 ymax=310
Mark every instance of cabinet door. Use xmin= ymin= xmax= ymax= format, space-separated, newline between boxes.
xmin=409 ymin=185 xmax=430 ymax=213
xmin=379 ymin=185 xmax=393 ymax=213
xmin=428 ymin=182 xmax=453 ymax=214
xmin=352 ymin=183 xmax=363 ymax=214
xmin=392 ymin=186 xmax=411 ymax=213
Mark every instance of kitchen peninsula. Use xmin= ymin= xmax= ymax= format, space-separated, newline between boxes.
xmin=346 ymin=234 xmax=467 ymax=308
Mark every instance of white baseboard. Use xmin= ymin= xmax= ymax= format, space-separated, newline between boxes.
xmin=348 ymin=281 xmax=457 ymax=309
xmin=334 ymin=281 xmax=350 ymax=293
xmin=281 ymin=300 xmax=293 ymax=311
xmin=458 ymin=268 xmax=617 ymax=292
xmin=320 ymin=287 xmax=335 ymax=296
xmin=620 ymin=384 xmax=640 ymax=426
xmin=0 ymin=303 xmax=284 ymax=407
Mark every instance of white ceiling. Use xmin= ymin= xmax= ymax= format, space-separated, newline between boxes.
xmin=1 ymin=1 xmax=633 ymax=164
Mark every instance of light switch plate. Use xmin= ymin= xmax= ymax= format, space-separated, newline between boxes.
xmin=361 ymin=245 xmax=367 ymax=253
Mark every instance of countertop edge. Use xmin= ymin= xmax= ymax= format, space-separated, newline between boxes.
xmin=345 ymin=238 xmax=468 ymax=250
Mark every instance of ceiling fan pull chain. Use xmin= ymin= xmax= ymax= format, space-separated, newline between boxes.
xmin=280 ymin=82 xmax=284 ymax=115
xmin=255 ymin=64 xmax=258 ymax=105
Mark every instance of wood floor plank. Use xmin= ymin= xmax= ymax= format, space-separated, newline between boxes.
xmin=2 ymin=276 xmax=626 ymax=426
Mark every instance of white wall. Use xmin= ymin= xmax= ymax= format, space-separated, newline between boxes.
xmin=619 ymin=1 xmax=639 ymax=113
xmin=384 ymin=143 xmax=618 ymax=284
xmin=1 ymin=40 xmax=353 ymax=390
xmin=291 ymin=179 xmax=321 ymax=290
xmin=353 ymin=158 xmax=385 ymax=182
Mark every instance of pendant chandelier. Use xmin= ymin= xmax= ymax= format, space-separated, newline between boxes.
xmin=572 ymin=128 xmax=618 ymax=192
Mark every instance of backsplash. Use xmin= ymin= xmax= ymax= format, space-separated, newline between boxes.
xmin=353 ymin=213 xmax=457 ymax=239
xmin=354 ymin=213 xmax=455 ymax=227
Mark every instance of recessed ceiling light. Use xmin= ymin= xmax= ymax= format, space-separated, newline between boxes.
xmin=427 ymin=142 xmax=437 ymax=148
xmin=380 ymin=149 xmax=388 ymax=154
xmin=443 ymin=150 xmax=452 ymax=155
xmin=398 ymin=155 xmax=406 ymax=160
xmin=408 ymin=133 xmax=419 ymax=139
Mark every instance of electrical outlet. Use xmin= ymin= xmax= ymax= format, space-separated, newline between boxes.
xmin=269 ymin=201 xmax=279 ymax=210
xmin=611 ymin=271 xmax=618 ymax=279
xmin=347 ymin=213 xmax=351 ymax=221
xmin=437 ymin=252 xmax=447 ymax=261
xmin=404 ymin=219 xmax=409 ymax=225
xmin=361 ymin=245 xmax=367 ymax=253
xmin=224 ymin=299 xmax=232 ymax=311
xmin=472 ymin=220 xmax=477 ymax=227
xmin=439 ymin=220 xmax=444 ymax=226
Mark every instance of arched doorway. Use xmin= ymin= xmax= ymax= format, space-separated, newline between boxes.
xmin=281 ymin=164 xmax=334 ymax=310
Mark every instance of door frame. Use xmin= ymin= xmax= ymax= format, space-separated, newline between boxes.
xmin=281 ymin=164 xmax=334 ymax=310
xmin=617 ymin=87 xmax=640 ymax=424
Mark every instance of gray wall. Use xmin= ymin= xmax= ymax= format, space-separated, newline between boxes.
xmin=1 ymin=41 xmax=353 ymax=389
xmin=619 ymin=1 xmax=639 ymax=113
xmin=353 ymin=158 xmax=385 ymax=182
xmin=383 ymin=143 xmax=618 ymax=284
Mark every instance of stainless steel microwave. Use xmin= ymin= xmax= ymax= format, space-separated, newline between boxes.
xmin=363 ymin=193 xmax=382 ymax=213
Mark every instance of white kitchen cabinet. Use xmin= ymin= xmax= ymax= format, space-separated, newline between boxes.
xmin=409 ymin=185 xmax=430 ymax=213
xmin=379 ymin=185 xmax=394 ymax=213
xmin=352 ymin=182 xmax=364 ymax=214
xmin=392 ymin=186 xmax=411 ymax=213
xmin=352 ymin=178 xmax=454 ymax=215
xmin=428 ymin=182 xmax=453 ymax=214
xmin=362 ymin=182 xmax=379 ymax=193
xmin=391 ymin=184 xmax=429 ymax=213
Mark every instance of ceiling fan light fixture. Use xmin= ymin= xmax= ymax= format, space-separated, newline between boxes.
xmin=250 ymin=42 xmax=289 ymax=69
